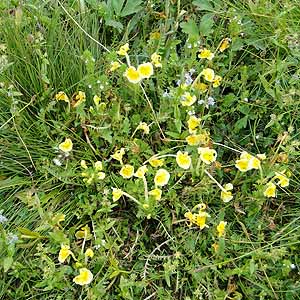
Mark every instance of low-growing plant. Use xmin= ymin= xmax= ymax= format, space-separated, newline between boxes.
xmin=0 ymin=0 xmax=300 ymax=299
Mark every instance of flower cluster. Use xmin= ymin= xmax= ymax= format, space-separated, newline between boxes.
xmin=115 ymin=43 xmax=157 ymax=84
xmin=235 ymin=151 xmax=262 ymax=172
xmin=263 ymin=171 xmax=290 ymax=198
xmin=58 ymin=244 xmax=94 ymax=285
xmin=185 ymin=204 xmax=210 ymax=230
xmin=81 ymin=160 xmax=106 ymax=185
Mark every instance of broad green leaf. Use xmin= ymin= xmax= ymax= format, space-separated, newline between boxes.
xmin=111 ymin=0 xmax=125 ymax=15
xmin=234 ymin=116 xmax=248 ymax=131
xmin=199 ymin=13 xmax=214 ymax=36
xmin=105 ymin=19 xmax=124 ymax=32
xmin=3 ymin=257 xmax=13 ymax=272
xmin=180 ymin=19 xmax=199 ymax=38
xmin=120 ymin=0 xmax=143 ymax=17
xmin=192 ymin=0 xmax=214 ymax=11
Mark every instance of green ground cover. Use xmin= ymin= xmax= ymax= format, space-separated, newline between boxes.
xmin=0 ymin=0 xmax=300 ymax=299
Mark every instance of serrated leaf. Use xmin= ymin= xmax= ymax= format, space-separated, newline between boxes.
xmin=234 ymin=116 xmax=248 ymax=131
xmin=180 ymin=19 xmax=199 ymax=38
xmin=199 ymin=14 xmax=214 ymax=36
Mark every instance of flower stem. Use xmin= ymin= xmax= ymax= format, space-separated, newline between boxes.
xmin=204 ymin=169 xmax=226 ymax=192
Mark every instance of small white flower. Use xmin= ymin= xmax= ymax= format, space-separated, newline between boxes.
xmin=163 ymin=90 xmax=170 ymax=98
xmin=0 ymin=210 xmax=8 ymax=224
xmin=207 ymin=96 xmax=215 ymax=106
xmin=53 ymin=158 xmax=62 ymax=166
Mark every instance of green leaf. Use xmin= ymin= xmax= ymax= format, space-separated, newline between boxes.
xmin=174 ymin=105 xmax=182 ymax=133
xmin=199 ymin=14 xmax=214 ymax=36
xmin=259 ymin=75 xmax=275 ymax=98
xmin=106 ymin=19 xmax=124 ymax=32
xmin=17 ymin=227 xmax=43 ymax=239
xmin=234 ymin=116 xmax=248 ymax=131
xmin=120 ymin=0 xmax=143 ymax=17
xmin=111 ymin=0 xmax=125 ymax=15
xmin=165 ymin=131 xmax=181 ymax=139
xmin=180 ymin=19 xmax=199 ymax=38
xmin=192 ymin=0 xmax=214 ymax=11
xmin=3 ymin=257 xmax=13 ymax=272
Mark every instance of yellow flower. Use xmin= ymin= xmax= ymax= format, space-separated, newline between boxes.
xmin=200 ymin=68 xmax=215 ymax=82
xmin=134 ymin=165 xmax=148 ymax=178
xmin=94 ymin=161 xmax=103 ymax=171
xmin=137 ymin=62 xmax=154 ymax=79
xmin=81 ymin=160 xmax=88 ymax=169
xmin=212 ymin=75 xmax=222 ymax=88
xmin=120 ymin=164 xmax=134 ymax=179
xmin=249 ymin=157 xmax=261 ymax=169
xmin=186 ymin=135 xmax=201 ymax=146
xmin=149 ymin=157 xmax=164 ymax=168
xmin=150 ymin=31 xmax=161 ymax=40
xmin=117 ymin=43 xmax=129 ymax=56
xmin=55 ymin=91 xmax=69 ymax=102
xmin=124 ymin=66 xmax=142 ymax=84
xmin=257 ymin=153 xmax=266 ymax=160
xmin=198 ymin=147 xmax=217 ymax=164
xmin=137 ymin=122 xmax=150 ymax=134
xmin=149 ymin=188 xmax=162 ymax=200
xmin=154 ymin=168 xmax=170 ymax=186
xmin=184 ymin=211 xmax=195 ymax=225
xmin=221 ymin=183 xmax=233 ymax=203
xmin=112 ymin=188 xmax=123 ymax=201
xmin=263 ymin=182 xmax=276 ymax=198
xmin=194 ymin=211 xmax=210 ymax=229
xmin=235 ymin=158 xmax=249 ymax=172
xmin=274 ymin=172 xmax=289 ymax=188
xmin=216 ymin=221 xmax=227 ymax=237
xmin=219 ymin=38 xmax=231 ymax=52
xmin=59 ymin=138 xmax=73 ymax=153
xmin=85 ymin=248 xmax=94 ymax=258
xmin=73 ymin=268 xmax=93 ymax=286
xmin=93 ymin=95 xmax=101 ymax=106
xmin=194 ymin=82 xmax=208 ymax=93
xmin=111 ymin=148 xmax=125 ymax=163
xmin=212 ymin=242 xmax=219 ymax=252
xmin=110 ymin=61 xmax=121 ymax=71
xmin=73 ymin=91 xmax=86 ymax=107
xmin=235 ymin=152 xmax=261 ymax=172
xmin=198 ymin=48 xmax=214 ymax=60
xmin=58 ymin=244 xmax=74 ymax=263
xmin=151 ymin=53 xmax=162 ymax=68
xmin=181 ymin=92 xmax=197 ymax=106
xmin=176 ymin=151 xmax=192 ymax=170
xmin=97 ymin=172 xmax=106 ymax=180
xmin=187 ymin=115 xmax=201 ymax=133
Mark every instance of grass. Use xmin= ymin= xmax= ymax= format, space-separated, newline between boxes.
xmin=1 ymin=0 xmax=300 ymax=299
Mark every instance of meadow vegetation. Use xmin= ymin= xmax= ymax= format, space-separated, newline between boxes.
xmin=0 ymin=0 xmax=300 ymax=299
